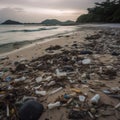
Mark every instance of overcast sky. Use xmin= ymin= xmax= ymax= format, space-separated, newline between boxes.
xmin=0 ymin=0 xmax=105 ymax=23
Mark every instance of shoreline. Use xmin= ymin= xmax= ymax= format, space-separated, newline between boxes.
xmin=0 ymin=24 xmax=120 ymax=56
xmin=1 ymin=23 xmax=120 ymax=56
xmin=0 ymin=25 xmax=120 ymax=61
xmin=0 ymin=29 xmax=76 ymax=56
xmin=0 ymin=30 xmax=77 ymax=56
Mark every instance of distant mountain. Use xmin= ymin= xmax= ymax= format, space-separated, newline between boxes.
xmin=41 ymin=19 xmax=61 ymax=25
xmin=1 ymin=19 xmax=76 ymax=25
xmin=1 ymin=20 xmax=22 ymax=25
xmin=41 ymin=19 xmax=75 ymax=25
xmin=62 ymin=20 xmax=76 ymax=25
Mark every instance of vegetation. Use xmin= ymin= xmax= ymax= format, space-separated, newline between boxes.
xmin=41 ymin=19 xmax=75 ymax=25
xmin=76 ymin=0 xmax=120 ymax=23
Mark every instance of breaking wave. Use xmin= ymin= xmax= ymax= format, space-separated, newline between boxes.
xmin=1 ymin=27 xmax=58 ymax=33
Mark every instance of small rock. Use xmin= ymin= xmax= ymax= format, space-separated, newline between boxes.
xmin=68 ymin=110 xmax=88 ymax=119
xmin=19 ymin=100 xmax=44 ymax=120
xmin=46 ymin=45 xmax=62 ymax=51
xmin=80 ymin=50 xmax=93 ymax=55
xmin=15 ymin=63 xmax=26 ymax=71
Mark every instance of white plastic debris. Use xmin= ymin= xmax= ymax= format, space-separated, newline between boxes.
xmin=82 ymin=58 xmax=91 ymax=65
xmin=106 ymin=65 xmax=113 ymax=69
xmin=81 ymin=73 xmax=87 ymax=78
xmin=7 ymin=85 xmax=13 ymax=90
xmin=45 ymin=76 xmax=52 ymax=81
xmin=115 ymin=103 xmax=120 ymax=109
xmin=90 ymin=94 xmax=100 ymax=104
xmin=0 ymin=72 xmax=4 ymax=77
xmin=14 ymin=76 xmax=26 ymax=82
xmin=47 ymin=81 xmax=56 ymax=86
xmin=99 ymin=67 xmax=103 ymax=73
xmin=35 ymin=90 xmax=47 ymax=96
xmin=56 ymin=69 xmax=67 ymax=77
xmin=89 ymin=89 xmax=96 ymax=93
xmin=36 ymin=77 xmax=43 ymax=83
xmin=34 ymin=85 xmax=41 ymax=90
xmin=7 ymin=104 xmax=10 ymax=117
xmin=49 ymin=87 xmax=63 ymax=95
xmin=69 ymin=80 xmax=75 ymax=84
xmin=82 ymin=85 xmax=89 ymax=88
xmin=88 ymin=111 xmax=94 ymax=119
xmin=48 ymin=101 xmax=61 ymax=109
xmin=111 ymin=87 xmax=120 ymax=91
xmin=79 ymin=95 xmax=86 ymax=102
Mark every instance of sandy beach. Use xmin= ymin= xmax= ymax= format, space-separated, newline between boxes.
xmin=0 ymin=26 xmax=120 ymax=120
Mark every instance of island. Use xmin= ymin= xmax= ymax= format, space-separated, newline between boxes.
xmin=1 ymin=20 xmax=22 ymax=25
xmin=1 ymin=19 xmax=76 ymax=26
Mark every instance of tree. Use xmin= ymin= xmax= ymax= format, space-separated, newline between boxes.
xmin=76 ymin=0 xmax=120 ymax=23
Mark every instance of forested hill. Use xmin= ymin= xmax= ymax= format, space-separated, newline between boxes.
xmin=76 ymin=0 xmax=120 ymax=23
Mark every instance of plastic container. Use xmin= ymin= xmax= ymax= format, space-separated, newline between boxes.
xmin=90 ymin=94 xmax=100 ymax=104
xmin=48 ymin=102 xmax=60 ymax=109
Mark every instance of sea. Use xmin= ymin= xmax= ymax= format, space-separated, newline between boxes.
xmin=0 ymin=24 xmax=120 ymax=54
xmin=0 ymin=25 xmax=78 ymax=54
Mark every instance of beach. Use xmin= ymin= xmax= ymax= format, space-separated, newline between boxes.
xmin=0 ymin=25 xmax=120 ymax=120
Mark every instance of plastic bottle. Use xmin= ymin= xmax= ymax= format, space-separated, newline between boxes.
xmin=47 ymin=81 xmax=56 ymax=86
xmin=14 ymin=76 xmax=26 ymax=82
xmin=48 ymin=102 xmax=60 ymax=109
xmin=35 ymin=90 xmax=46 ymax=96
xmin=90 ymin=94 xmax=100 ymax=104
xmin=56 ymin=69 xmax=67 ymax=77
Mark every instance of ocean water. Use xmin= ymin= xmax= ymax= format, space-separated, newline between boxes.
xmin=0 ymin=24 xmax=120 ymax=54
xmin=0 ymin=25 xmax=77 ymax=53
xmin=0 ymin=25 xmax=77 ymax=45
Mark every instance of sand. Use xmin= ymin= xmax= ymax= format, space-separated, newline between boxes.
xmin=0 ymin=26 xmax=120 ymax=120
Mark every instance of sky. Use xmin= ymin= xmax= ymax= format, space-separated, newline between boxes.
xmin=0 ymin=0 xmax=105 ymax=23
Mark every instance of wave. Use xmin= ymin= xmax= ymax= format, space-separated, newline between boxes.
xmin=0 ymin=34 xmax=58 ymax=54
xmin=1 ymin=27 xmax=58 ymax=33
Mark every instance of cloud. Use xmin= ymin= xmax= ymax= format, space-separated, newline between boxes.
xmin=0 ymin=7 xmax=27 ymax=22
xmin=0 ymin=0 xmax=105 ymax=23
xmin=0 ymin=0 xmax=105 ymax=10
